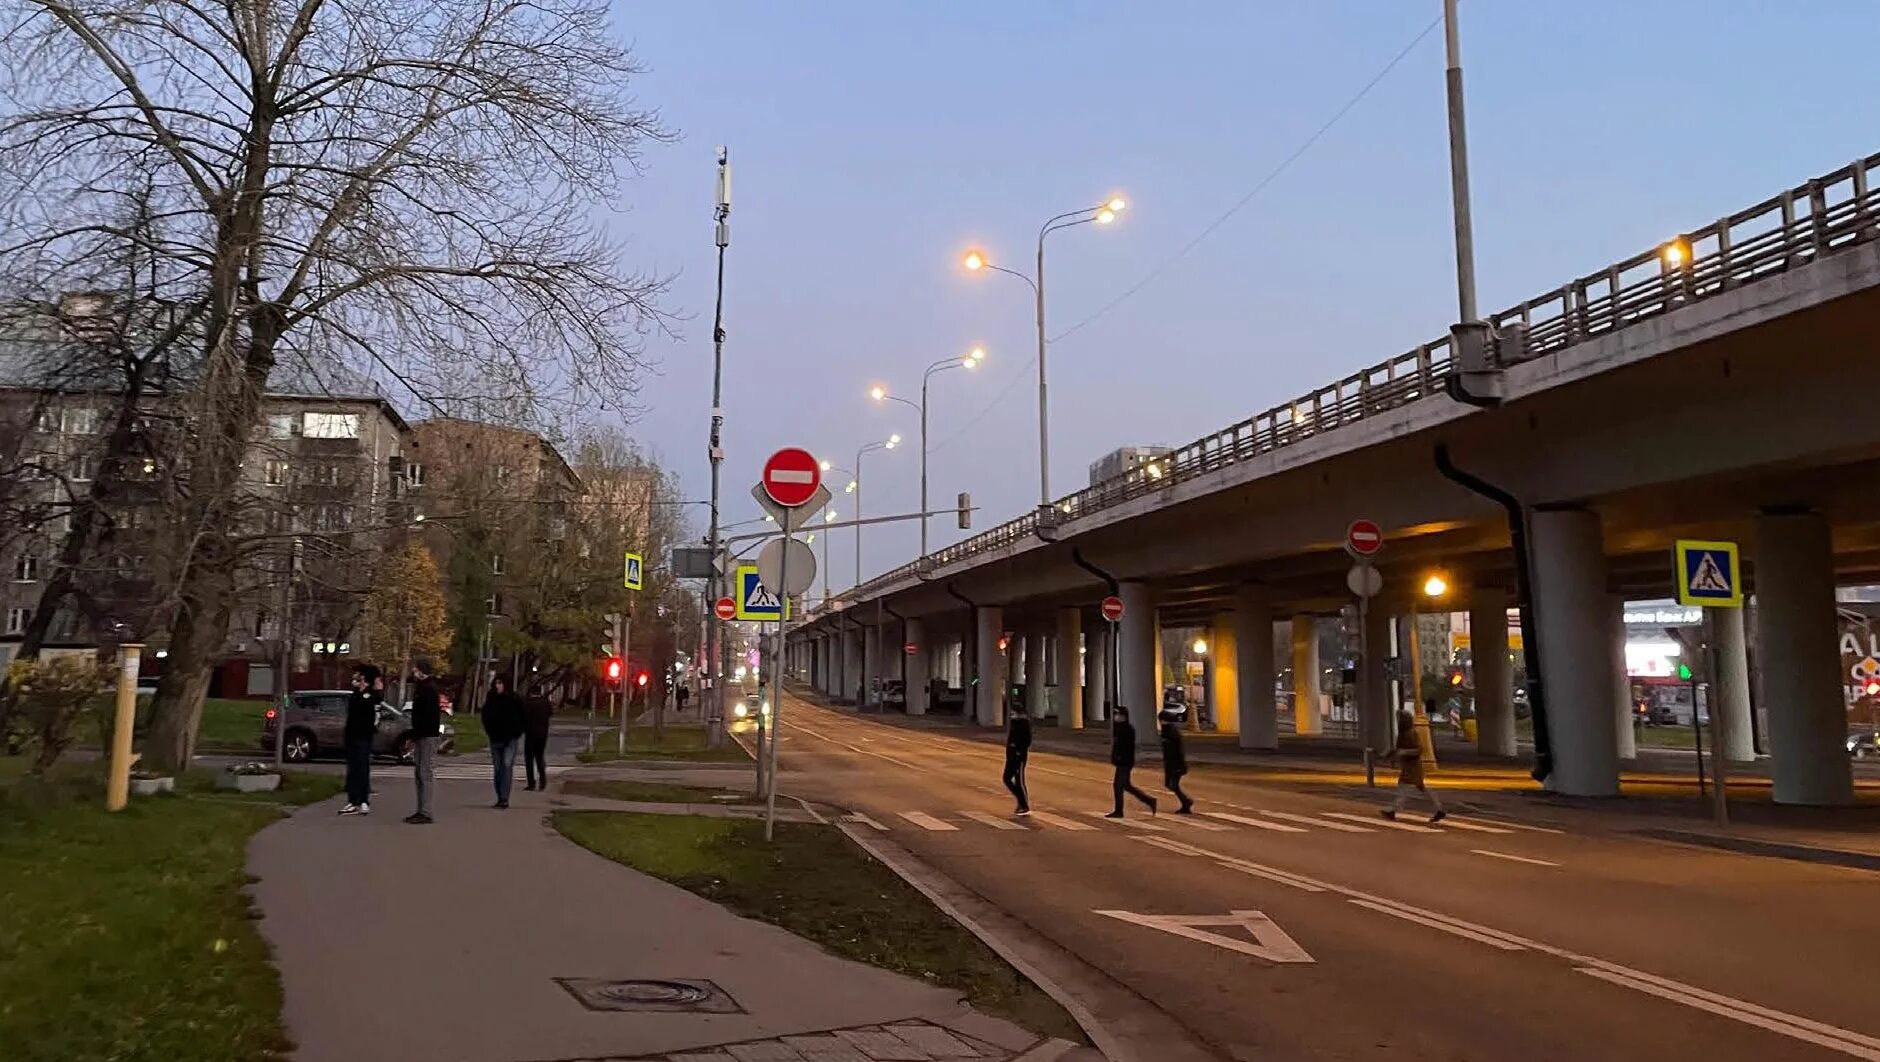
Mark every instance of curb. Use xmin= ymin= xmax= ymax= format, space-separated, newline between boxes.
xmin=836 ymin=822 xmax=1217 ymax=1062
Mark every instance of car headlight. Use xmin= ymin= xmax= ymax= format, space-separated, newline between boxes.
xmin=733 ymin=703 xmax=748 ymax=719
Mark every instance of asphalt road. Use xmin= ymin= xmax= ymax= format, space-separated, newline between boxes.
xmin=769 ymin=696 xmax=1880 ymax=1062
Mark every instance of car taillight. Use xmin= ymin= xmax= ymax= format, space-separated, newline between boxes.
xmin=265 ymin=708 xmax=277 ymax=720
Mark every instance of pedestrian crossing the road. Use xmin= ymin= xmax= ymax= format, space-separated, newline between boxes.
xmin=841 ymin=805 xmax=1536 ymax=841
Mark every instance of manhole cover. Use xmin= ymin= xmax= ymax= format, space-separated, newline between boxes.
xmin=554 ymin=977 xmax=743 ymax=1014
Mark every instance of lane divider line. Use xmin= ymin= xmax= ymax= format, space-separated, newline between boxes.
xmin=1575 ymin=968 xmax=1880 ymax=1061
xmin=1470 ymin=849 xmax=1560 ymax=867
xmin=1346 ymin=898 xmax=1527 ymax=951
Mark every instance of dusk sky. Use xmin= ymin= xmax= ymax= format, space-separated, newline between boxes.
xmin=605 ymin=2 xmax=1880 ymax=586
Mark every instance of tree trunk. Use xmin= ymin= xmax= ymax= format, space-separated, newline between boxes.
xmin=143 ymin=580 xmax=233 ymax=772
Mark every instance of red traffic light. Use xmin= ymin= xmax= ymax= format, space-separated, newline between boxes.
xmin=1865 ymin=680 xmax=1880 ymax=697
xmin=635 ymin=672 xmax=649 ymax=688
xmin=1448 ymin=669 xmax=1465 ymax=687
xmin=604 ymin=657 xmax=623 ymax=685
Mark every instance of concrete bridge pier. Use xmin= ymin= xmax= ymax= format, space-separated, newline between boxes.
xmin=1756 ymin=510 xmax=1854 ymax=805
xmin=1118 ymin=582 xmax=1158 ymax=740
xmin=1531 ymin=506 xmax=1621 ymax=797
xmin=973 ymin=606 xmax=1005 ymax=727
xmin=1469 ymin=587 xmax=1515 ymax=757
xmin=904 ymin=617 xmax=929 ymax=715
xmin=1235 ymin=585 xmax=1278 ymax=750
xmin=1291 ymin=615 xmax=1321 ymax=736
xmin=1207 ymin=611 xmax=1238 ymax=736
xmin=1085 ymin=619 xmax=1111 ymax=726
xmin=1361 ymin=602 xmax=1396 ymax=755
xmin=1056 ymin=608 xmax=1084 ymax=729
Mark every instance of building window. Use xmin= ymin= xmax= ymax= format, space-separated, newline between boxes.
xmin=301 ymin=412 xmax=359 ymax=439
xmin=60 ymin=408 xmax=99 ymax=435
xmin=265 ymin=459 xmax=289 ymax=486
xmin=15 ymin=555 xmax=38 ymax=582
xmin=70 ymin=454 xmax=94 ymax=482
xmin=405 ymin=462 xmax=424 ymax=489
xmin=491 ymin=554 xmax=505 ymax=576
xmin=32 ymin=408 xmax=57 ymax=434
xmin=485 ymin=592 xmax=504 ymax=617
xmin=311 ymin=462 xmax=341 ymax=486
xmin=267 ymin=414 xmax=297 ymax=439
xmin=5 ymin=608 xmax=28 ymax=635
xmin=492 ymin=465 xmax=513 ymax=487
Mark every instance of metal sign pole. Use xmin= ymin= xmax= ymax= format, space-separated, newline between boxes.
xmin=764 ymin=507 xmax=792 ymax=841
xmin=1703 ymin=609 xmax=1730 ymax=826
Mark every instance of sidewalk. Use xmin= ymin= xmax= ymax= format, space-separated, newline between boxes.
xmin=247 ymin=769 xmax=1082 ymax=1062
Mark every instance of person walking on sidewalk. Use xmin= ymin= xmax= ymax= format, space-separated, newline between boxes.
xmin=523 ymin=683 xmax=553 ymax=791
xmin=406 ymin=658 xmax=442 ymax=825
xmin=1106 ymin=713 xmax=1157 ymax=818
xmin=339 ymin=664 xmax=381 ymax=816
xmin=480 ymin=674 xmax=524 ymax=809
xmin=1002 ymin=708 xmax=1033 ymax=816
xmin=1158 ymin=704 xmax=1195 ymax=814
xmin=1383 ymin=707 xmax=1446 ymax=823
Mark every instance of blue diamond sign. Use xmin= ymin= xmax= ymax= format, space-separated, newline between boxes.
xmin=1673 ymin=539 xmax=1742 ymax=609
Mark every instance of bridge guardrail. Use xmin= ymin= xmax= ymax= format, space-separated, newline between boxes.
xmin=836 ymin=150 xmax=1880 ymax=610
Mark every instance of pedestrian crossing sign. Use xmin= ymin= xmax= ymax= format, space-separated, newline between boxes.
xmin=623 ymin=551 xmax=643 ymax=591
xmin=734 ymin=563 xmax=790 ymax=621
xmin=1673 ymin=539 xmax=1742 ymax=608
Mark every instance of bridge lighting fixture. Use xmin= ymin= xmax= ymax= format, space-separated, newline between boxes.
xmin=1422 ymin=573 xmax=1449 ymax=598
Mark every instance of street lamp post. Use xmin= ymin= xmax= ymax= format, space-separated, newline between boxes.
xmin=963 ymin=196 xmax=1125 ymax=507
xmin=870 ymin=346 xmax=984 ymax=556
xmin=851 ymin=436 xmax=899 ymax=588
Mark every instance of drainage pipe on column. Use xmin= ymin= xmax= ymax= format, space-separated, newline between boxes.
xmin=1434 ymin=444 xmax=1553 ymax=783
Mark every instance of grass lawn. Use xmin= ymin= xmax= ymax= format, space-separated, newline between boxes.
xmin=0 ymin=758 xmax=342 ymax=1062
xmin=554 ymin=811 xmax=1083 ymax=1043
xmin=576 ymin=725 xmax=751 ymax=764
xmin=560 ymin=777 xmax=755 ymax=804
xmin=197 ymin=697 xmax=269 ymax=750
xmin=447 ymin=718 xmax=488 ymax=758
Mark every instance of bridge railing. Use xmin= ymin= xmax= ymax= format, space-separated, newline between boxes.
xmin=838 ymin=150 xmax=1880 ymax=607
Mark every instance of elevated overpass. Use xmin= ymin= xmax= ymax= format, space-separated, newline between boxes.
xmin=790 ymin=149 xmax=1880 ymax=805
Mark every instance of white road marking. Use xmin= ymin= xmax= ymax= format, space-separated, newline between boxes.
xmin=1326 ymin=811 xmax=1440 ymax=833
xmin=1470 ymin=849 xmax=1560 ymax=867
xmin=843 ymin=812 xmax=888 ymax=832
xmin=1347 ymin=899 xmax=1527 ymax=951
xmin=961 ymin=810 xmax=1027 ymax=830
xmin=1095 ymin=909 xmax=1315 ymax=964
xmin=1260 ymin=810 xmax=1372 ymax=832
xmin=1159 ymin=813 xmax=1233 ymax=832
xmin=1202 ymin=811 xmax=1308 ymax=833
xmin=1087 ymin=812 xmax=1168 ymax=832
xmin=1431 ymin=818 xmax=1515 ymax=834
xmin=1452 ymin=814 xmax=1564 ymax=835
xmin=1135 ymin=837 xmax=1327 ymax=892
xmin=1576 ymin=967 xmax=1880 ymax=1061
xmin=1027 ymin=811 xmax=1097 ymax=832
xmin=900 ymin=811 xmax=958 ymax=831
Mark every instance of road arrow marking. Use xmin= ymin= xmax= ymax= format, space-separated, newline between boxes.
xmin=1095 ymin=909 xmax=1315 ymax=964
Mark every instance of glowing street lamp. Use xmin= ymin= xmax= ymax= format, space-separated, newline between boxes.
xmin=960 ymin=193 xmax=1128 ymax=509
xmin=1423 ymin=573 xmax=1450 ymax=598
xmin=869 ymin=346 xmax=986 ymax=556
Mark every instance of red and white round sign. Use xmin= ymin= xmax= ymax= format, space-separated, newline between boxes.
xmin=761 ymin=447 xmax=822 ymax=508
xmin=713 ymin=597 xmax=737 ymax=621
xmin=1345 ymin=519 xmax=1384 ymax=558
xmin=904 ymin=642 xmax=917 ymax=656
xmin=1100 ymin=595 xmax=1125 ymax=623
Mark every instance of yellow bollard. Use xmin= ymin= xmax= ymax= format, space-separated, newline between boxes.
xmin=105 ymin=644 xmax=144 ymax=811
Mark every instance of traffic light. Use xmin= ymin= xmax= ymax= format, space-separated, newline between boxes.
xmin=1447 ymin=668 xmax=1465 ymax=688
xmin=1677 ymin=662 xmax=1693 ymax=681
xmin=1865 ymin=680 xmax=1880 ymax=698
xmin=635 ymin=671 xmax=649 ymax=689
xmin=957 ymin=491 xmax=972 ymax=530
xmin=604 ymin=656 xmax=624 ymax=687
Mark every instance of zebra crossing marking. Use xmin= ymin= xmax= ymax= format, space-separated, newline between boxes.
xmin=844 ymin=812 xmax=889 ymax=832
xmin=1327 ymin=811 xmax=1440 ymax=834
xmin=1026 ymin=810 xmax=1097 ymax=831
xmin=1260 ymin=810 xmax=1373 ymax=832
xmin=1086 ymin=812 xmax=1168 ymax=832
xmin=1431 ymin=818 xmax=1515 ymax=834
xmin=960 ymin=810 xmax=1027 ymax=831
xmin=900 ymin=811 xmax=958 ymax=831
xmin=1158 ymin=813 xmax=1232 ymax=832
xmin=1202 ymin=811 xmax=1308 ymax=833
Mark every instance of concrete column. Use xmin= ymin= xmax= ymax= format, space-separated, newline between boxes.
xmin=1025 ymin=633 xmax=1047 ymax=719
xmin=1360 ymin=602 xmax=1395 ymax=754
xmin=1086 ymin=621 xmax=1111 ymax=724
xmin=1469 ymin=588 xmax=1515 ymax=757
xmin=905 ymin=618 xmax=929 ymax=715
xmin=973 ymin=607 xmax=1005 ymax=727
xmin=1056 ymin=608 xmax=1084 ymax=729
xmin=1118 ymin=582 xmax=1158 ymax=739
xmin=1234 ymin=586 xmax=1278 ymax=750
xmin=1711 ymin=606 xmax=1755 ymax=764
xmin=1611 ymin=596 xmax=1637 ymax=761
xmin=1208 ymin=612 xmax=1238 ymax=734
xmin=1291 ymin=615 xmax=1321 ymax=735
xmin=1530 ymin=507 xmax=1620 ymax=797
xmin=1755 ymin=511 xmax=1853 ymax=805
xmin=842 ymin=627 xmax=862 ymax=703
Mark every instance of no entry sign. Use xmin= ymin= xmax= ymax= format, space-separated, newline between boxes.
xmin=1345 ymin=519 xmax=1384 ymax=558
xmin=713 ymin=597 xmax=737 ymax=622
xmin=761 ymin=447 xmax=822 ymax=508
xmin=904 ymin=642 xmax=917 ymax=655
xmin=1100 ymin=595 xmax=1125 ymax=623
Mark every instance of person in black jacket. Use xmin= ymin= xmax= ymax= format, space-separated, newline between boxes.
xmin=1158 ymin=705 xmax=1195 ymax=814
xmin=522 ymin=683 xmax=553 ymax=791
xmin=405 ymin=658 xmax=442 ymax=824
xmin=1003 ymin=709 xmax=1033 ymax=816
xmin=480 ymin=674 xmax=525 ymax=808
xmin=339 ymin=664 xmax=381 ymax=816
xmin=1106 ymin=714 xmax=1157 ymax=818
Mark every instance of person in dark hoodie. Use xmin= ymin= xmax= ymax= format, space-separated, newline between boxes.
xmin=1002 ymin=708 xmax=1033 ymax=816
xmin=522 ymin=683 xmax=553 ymax=791
xmin=1158 ymin=704 xmax=1195 ymax=814
xmin=406 ymin=658 xmax=441 ymax=824
xmin=1106 ymin=713 xmax=1157 ymax=818
xmin=480 ymin=674 xmax=525 ymax=809
xmin=339 ymin=663 xmax=381 ymax=816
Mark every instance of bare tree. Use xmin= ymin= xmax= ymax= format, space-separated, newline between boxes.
xmin=0 ymin=0 xmax=670 ymax=770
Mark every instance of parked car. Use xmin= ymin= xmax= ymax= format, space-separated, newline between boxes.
xmin=1848 ymin=729 xmax=1877 ymax=760
xmin=260 ymin=689 xmax=455 ymax=763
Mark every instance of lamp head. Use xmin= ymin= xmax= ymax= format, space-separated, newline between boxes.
xmin=962 ymin=250 xmax=986 ymax=271
xmin=869 ymin=385 xmax=886 ymax=401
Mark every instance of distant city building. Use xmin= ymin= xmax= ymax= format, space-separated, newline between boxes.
xmin=1089 ymin=445 xmax=1172 ymax=487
